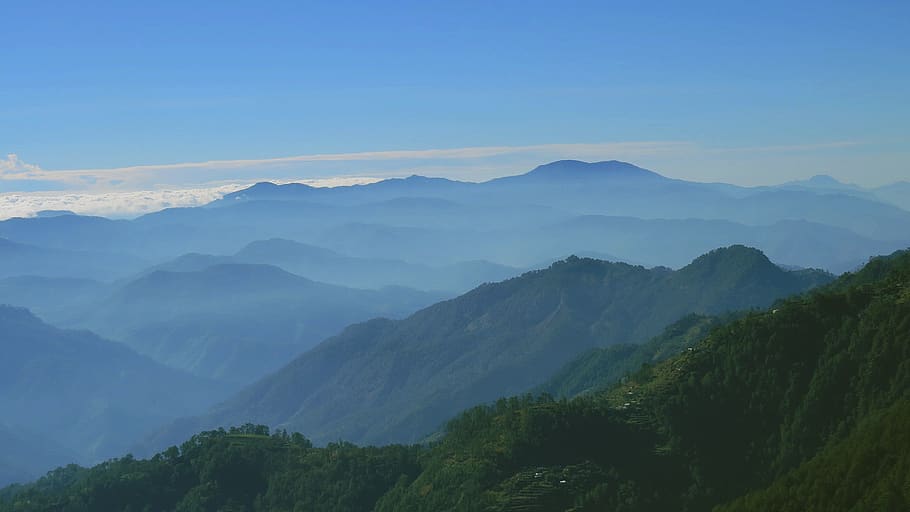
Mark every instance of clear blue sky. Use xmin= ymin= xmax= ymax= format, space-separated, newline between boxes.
xmin=1 ymin=0 xmax=908 ymax=191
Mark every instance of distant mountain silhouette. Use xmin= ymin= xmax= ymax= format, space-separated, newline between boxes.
xmin=0 ymin=237 xmax=147 ymax=281
xmin=873 ymin=181 xmax=910 ymax=211
xmin=491 ymin=159 xmax=666 ymax=183
xmin=230 ymin=238 xmax=520 ymax=292
xmin=0 ymin=276 xmax=109 ymax=322
xmin=3 ymin=160 xmax=907 ymax=273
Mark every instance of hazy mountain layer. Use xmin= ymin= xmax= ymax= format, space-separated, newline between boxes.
xmin=0 ymin=306 xmax=227 ymax=483
xmin=150 ymin=238 xmax=521 ymax=293
xmin=0 ymin=238 xmax=146 ymax=281
xmin=2 ymin=160 xmax=907 ymax=275
xmin=70 ymin=263 xmax=444 ymax=384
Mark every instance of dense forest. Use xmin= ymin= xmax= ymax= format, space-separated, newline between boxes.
xmin=2 ymin=249 xmax=907 ymax=511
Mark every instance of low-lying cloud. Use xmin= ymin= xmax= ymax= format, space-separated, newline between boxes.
xmin=0 ymin=176 xmax=381 ymax=220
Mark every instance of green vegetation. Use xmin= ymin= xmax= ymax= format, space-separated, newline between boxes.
xmin=0 ymin=425 xmax=422 ymax=512
xmin=154 ymin=246 xmax=829 ymax=449
xmin=537 ymin=313 xmax=726 ymax=398
xmin=718 ymin=399 xmax=910 ymax=512
xmin=3 ymin=249 xmax=906 ymax=511
xmin=375 ymin=249 xmax=910 ymax=510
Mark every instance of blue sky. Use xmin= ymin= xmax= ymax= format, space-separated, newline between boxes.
xmin=1 ymin=0 xmax=908 ymax=196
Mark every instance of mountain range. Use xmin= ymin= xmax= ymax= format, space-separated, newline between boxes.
xmin=144 ymin=246 xmax=832 ymax=449
xmin=150 ymin=237 xmax=521 ymax=293
xmin=0 ymin=306 xmax=228 ymax=485
xmin=5 ymin=249 xmax=906 ymax=511
xmin=0 ymin=158 xmax=908 ymax=492
xmin=2 ymin=161 xmax=908 ymax=274
xmin=66 ymin=263 xmax=444 ymax=384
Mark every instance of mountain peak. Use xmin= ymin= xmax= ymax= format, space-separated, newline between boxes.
xmin=216 ymin=181 xmax=316 ymax=204
xmin=520 ymin=160 xmax=664 ymax=181
xmin=680 ymin=245 xmax=777 ymax=277
xmin=807 ymin=174 xmax=842 ymax=185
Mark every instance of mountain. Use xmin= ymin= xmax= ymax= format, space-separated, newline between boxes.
xmin=0 ymin=238 xmax=147 ymax=281
xmin=213 ymin=175 xmax=472 ymax=207
xmin=489 ymin=159 xmax=666 ymax=184
xmin=2 ymin=161 xmax=908 ymax=275
xmin=0 ymin=425 xmax=77 ymax=487
xmin=533 ymin=215 xmax=896 ymax=273
xmin=7 ymin=249 xmax=908 ymax=511
xmin=372 ymin=247 xmax=910 ymax=511
xmin=0 ymin=306 xmax=226 ymax=480
xmin=208 ymin=160 xmax=910 ymax=243
xmin=873 ymin=181 xmax=910 ymax=211
xmin=147 ymin=246 xmax=832 ymax=449
xmin=290 ymin=214 xmax=899 ymax=272
xmin=775 ymin=175 xmax=910 ymax=212
xmin=71 ymin=263 xmax=443 ymax=384
xmin=776 ymin=174 xmax=869 ymax=195
xmin=0 ymin=276 xmax=109 ymax=322
xmin=233 ymin=238 xmax=520 ymax=292
xmin=536 ymin=313 xmax=726 ymax=399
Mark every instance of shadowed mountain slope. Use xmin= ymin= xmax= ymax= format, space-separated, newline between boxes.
xmin=147 ymin=246 xmax=831 ymax=449
xmin=8 ymin=250 xmax=908 ymax=511
xmin=0 ymin=306 xmax=226 ymax=481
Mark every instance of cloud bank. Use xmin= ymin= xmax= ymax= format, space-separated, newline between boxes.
xmin=0 ymin=176 xmax=381 ymax=220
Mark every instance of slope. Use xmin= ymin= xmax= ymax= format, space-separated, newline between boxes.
xmin=0 ymin=238 xmax=147 ymax=281
xmin=150 ymin=246 xmax=831 ymax=448
xmin=536 ymin=313 xmax=726 ymax=399
xmin=234 ymin=238 xmax=520 ymax=292
xmin=0 ymin=306 xmax=226 ymax=472
xmin=373 ymin=248 xmax=910 ymax=511
xmin=5 ymin=249 xmax=908 ymax=511
xmin=73 ymin=263 xmax=443 ymax=384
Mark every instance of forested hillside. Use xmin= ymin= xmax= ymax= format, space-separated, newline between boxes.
xmin=536 ymin=313 xmax=727 ymax=399
xmin=4 ymin=249 xmax=905 ymax=511
xmin=148 ymin=246 xmax=830 ymax=449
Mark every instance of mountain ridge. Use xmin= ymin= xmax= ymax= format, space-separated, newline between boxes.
xmin=143 ymin=246 xmax=832 ymax=450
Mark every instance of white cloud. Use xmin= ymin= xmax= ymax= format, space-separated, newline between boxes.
xmin=0 ymin=176 xmax=381 ymax=220
xmin=0 ymin=153 xmax=43 ymax=176
xmin=53 ymin=141 xmax=691 ymax=175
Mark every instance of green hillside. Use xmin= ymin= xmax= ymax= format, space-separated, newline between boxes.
xmin=3 ymin=248 xmax=901 ymax=510
xmin=536 ymin=313 xmax=726 ymax=399
xmin=150 ymin=245 xmax=830 ymax=448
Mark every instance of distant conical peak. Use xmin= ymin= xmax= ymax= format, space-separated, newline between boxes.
xmin=808 ymin=174 xmax=841 ymax=184
xmin=524 ymin=160 xmax=661 ymax=179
